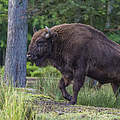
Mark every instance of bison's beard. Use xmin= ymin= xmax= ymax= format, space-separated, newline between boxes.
xmin=34 ymin=55 xmax=49 ymax=67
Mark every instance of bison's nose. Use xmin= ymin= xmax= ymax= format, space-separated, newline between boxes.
xmin=27 ymin=54 xmax=31 ymax=58
xmin=27 ymin=52 xmax=38 ymax=61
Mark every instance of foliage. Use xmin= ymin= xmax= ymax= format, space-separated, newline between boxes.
xmin=26 ymin=62 xmax=39 ymax=76
xmin=0 ymin=0 xmax=8 ymax=57
xmin=28 ymin=0 xmax=120 ymax=29
xmin=106 ymin=31 xmax=120 ymax=44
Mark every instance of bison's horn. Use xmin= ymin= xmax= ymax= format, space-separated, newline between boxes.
xmin=45 ymin=26 xmax=51 ymax=33
xmin=45 ymin=26 xmax=51 ymax=38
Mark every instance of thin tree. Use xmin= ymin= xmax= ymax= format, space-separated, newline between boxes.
xmin=105 ymin=0 xmax=114 ymax=28
xmin=0 ymin=44 xmax=2 ymax=66
xmin=4 ymin=0 xmax=28 ymax=87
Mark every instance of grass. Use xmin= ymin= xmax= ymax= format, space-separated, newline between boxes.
xmin=0 ymin=78 xmax=119 ymax=120
xmin=77 ymin=84 xmax=117 ymax=108
xmin=1 ymin=66 xmax=120 ymax=120
xmin=27 ymin=76 xmax=63 ymax=100
xmin=0 ymin=82 xmax=35 ymax=120
xmin=26 ymin=92 xmax=120 ymax=120
xmin=27 ymin=74 xmax=120 ymax=109
xmin=35 ymin=112 xmax=120 ymax=120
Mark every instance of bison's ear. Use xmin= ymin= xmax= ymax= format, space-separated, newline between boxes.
xmin=45 ymin=26 xmax=58 ymax=39
xmin=33 ymin=26 xmax=37 ymax=33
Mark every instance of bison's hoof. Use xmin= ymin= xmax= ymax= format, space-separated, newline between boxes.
xmin=64 ymin=95 xmax=72 ymax=101
xmin=69 ymin=101 xmax=76 ymax=105
xmin=66 ymin=101 xmax=76 ymax=105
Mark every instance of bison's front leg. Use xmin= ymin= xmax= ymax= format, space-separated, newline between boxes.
xmin=59 ymin=77 xmax=72 ymax=101
xmin=69 ymin=67 xmax=86 ymax=105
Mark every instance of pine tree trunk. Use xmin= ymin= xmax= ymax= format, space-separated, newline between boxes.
xmin=4 ymin=0 xmax=28 ymax=87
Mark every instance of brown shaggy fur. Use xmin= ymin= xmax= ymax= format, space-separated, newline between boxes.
xmin=28 ymin=23 xmax=120 ymax=105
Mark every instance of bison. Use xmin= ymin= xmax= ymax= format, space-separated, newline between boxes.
xmin=27 ymin=23 xmax=120 ymax=105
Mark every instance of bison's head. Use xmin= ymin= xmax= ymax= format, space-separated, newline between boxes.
xmin=27 ymin=26 xmax=57 ymax=66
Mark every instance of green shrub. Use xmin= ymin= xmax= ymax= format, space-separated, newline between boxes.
xmin=31 ymin=66 xmax=61 ymax=77
xmin=26 ymin=62 xmax=39 ymax=76
xmin=26 ymin=62 xmax=61 ymax=78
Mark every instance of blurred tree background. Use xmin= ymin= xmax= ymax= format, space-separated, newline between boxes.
xmin=0 ymin=0 xmax=120 ymax=66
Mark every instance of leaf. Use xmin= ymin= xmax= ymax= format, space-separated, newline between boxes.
xmin=116 ymin=11 xmax=120 ymax=16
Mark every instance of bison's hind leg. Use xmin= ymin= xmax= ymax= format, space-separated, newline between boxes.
xmin=111 ymin=83 xmax=120 ymax=104
xmin=111 ymin=83 xmax=120 ymax=97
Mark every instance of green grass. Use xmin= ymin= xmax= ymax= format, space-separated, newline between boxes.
xmin=27 ymin=74 xmax=120 ymax=109
xmin=77 ymin=84 xmax=116 ymax=108
xmin=0 ymin=83 xmax=35 ymax=120
xmin=1 ymin=65 xmax=120 ymax=120
xmin=35 ymin=112 xmax=120 ymax=120
xmin=26 ymin=63 xmax=118 ymax=109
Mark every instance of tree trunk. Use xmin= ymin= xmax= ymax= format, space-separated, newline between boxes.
xmin=0 ymin=46 xmax=2 ymax=66
xmin=106 ymin=0 xmax=114 ymax=28
xmin=4 ymin=0 xmax=28 ymax=87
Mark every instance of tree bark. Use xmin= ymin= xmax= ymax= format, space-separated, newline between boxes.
xmin=4 ymin=0 xmax=28 ymax=87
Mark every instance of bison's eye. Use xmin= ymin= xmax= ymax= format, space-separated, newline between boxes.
xmin=36 ymin=41 xmax=44 ymax=47
xmin=36 ymin=41 xmax=48 ymax=48
xmin=37 ymin=42 xmax=43 ymax=47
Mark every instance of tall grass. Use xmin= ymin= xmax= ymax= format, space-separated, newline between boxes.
xmin=77 ymin=84 xmax=117 ymax=108
xmin=26 ymin=63 xmax=120 ymax=108
xmin=30 ymin=75 xmax=63 ymax=101
xmin=29 ymin=73 xmax=120 ymax=108
xmin=1 ymin=64 xmax=120 ymax=120
xmin=0 ymin=82 xmax=35 ymax=120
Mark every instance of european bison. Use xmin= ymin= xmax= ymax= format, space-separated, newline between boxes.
xmin=27 ymin=23 xmax=120 ymax=105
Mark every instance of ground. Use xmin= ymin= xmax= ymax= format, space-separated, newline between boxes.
xmin=25 ymin=89 xmax=120 ymax=120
